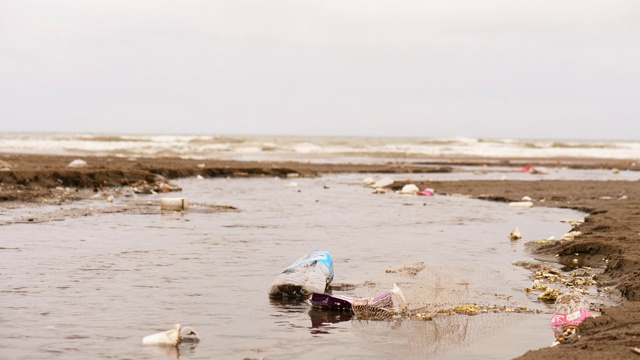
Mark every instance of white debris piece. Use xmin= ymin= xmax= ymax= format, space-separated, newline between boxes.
xmin=509 ymin=201 xmax=533 ymax=208
xmin=397 ymin=184 xmax=420 ymax=195
xmin=509 ymin=227 xmax=522 ymax=241
xmin=67 ymin=159 xmax=87 ymax=168
xmin=142 ymin=324 xmax=199 ymax=346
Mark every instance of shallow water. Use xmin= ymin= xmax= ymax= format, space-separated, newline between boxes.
xmin=0 ymin=174 xmax=594 ymax=359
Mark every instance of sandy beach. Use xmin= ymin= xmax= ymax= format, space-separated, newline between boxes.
xmin=1 ymin=153 xmax=639 ymax=359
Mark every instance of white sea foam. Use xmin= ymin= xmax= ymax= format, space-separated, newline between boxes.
xmin=0 ymin=133 xmax=639 ymax=163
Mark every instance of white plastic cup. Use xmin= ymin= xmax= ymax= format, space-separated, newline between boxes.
xmin=160 ymin=198 xmax=189 ymax=211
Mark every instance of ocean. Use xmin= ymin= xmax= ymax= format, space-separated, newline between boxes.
xmin=1 ymin=132 xmax=639 ymax=163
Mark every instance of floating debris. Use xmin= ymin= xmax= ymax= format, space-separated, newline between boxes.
xmin=397 ymin=184 xmax=420 ymax=195
xmin=141 ymin=324 xmax=199 ymax=346
xmin=160 ymin=197 xmax=189 ymax=211
xmin=418 ymin=188 xmax=434 ymax=196
xmin=538 ymin=288 xmax=563 ymax=303
xmin=385 ymin=262 xmax=426 ymax=276
xmin=269 ymin=251 xmax=333 ymax=298
xmin=415 ymin=304 xmax=539 ymax=320
xmin=509 ymin=227 xmax=522 ymax=241
xmin=560 ymin=219 xmax=584 ymax=227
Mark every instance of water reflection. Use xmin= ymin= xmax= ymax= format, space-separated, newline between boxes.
xmin=142 ymin=342 xmax=199 ymax=359
xmin=350 ymin=314 xmax=525 ymax=358
xmin=308 ymin=308 xmax=353 ymax=332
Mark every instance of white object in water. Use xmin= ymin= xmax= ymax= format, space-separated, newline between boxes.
xmin=509 ymin=227 xmax=522 ymax=241
xmin=67 ymin=159 xmax=87 ymax=168
xmin=160 ymin=198 xmax=189 ymax=211
xmin=363 ymin=177 xmax=376 ymax=185
xmin=269 ymin=251 xmax=334 ymax=298
xmin=397 ymin=184 xmax=419 ymax=195
xmin=391 ymin=283 xmax=408 ymax=312
xmin=141 ymin=324 xmax=199 ymax=346
xmin=509 ymin=201 xmax=533 ymax=208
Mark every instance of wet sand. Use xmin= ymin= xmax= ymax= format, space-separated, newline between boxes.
xmin=2 ymin=153 xmax=640 ymax=359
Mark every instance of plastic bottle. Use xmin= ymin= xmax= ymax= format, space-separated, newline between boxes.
xmin=269 ymin=250 xmax=334 ymax=298
xmin=550 ymin=291 xmax=592 ymax=342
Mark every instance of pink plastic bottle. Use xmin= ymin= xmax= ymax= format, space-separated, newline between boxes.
xmin=550 ymin=291 xmax=592 ymax=341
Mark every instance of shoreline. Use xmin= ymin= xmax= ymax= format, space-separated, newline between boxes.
xmin=2 ymin=153 xmax=639 ymax=359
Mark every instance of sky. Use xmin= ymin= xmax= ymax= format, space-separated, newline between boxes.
xmin=1 ymin=1 xmax=639 ymax=140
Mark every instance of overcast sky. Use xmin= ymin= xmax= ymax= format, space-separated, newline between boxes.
xmin=1 ymin=1 xmax=638 ymax=140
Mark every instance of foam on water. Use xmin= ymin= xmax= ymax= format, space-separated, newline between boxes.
xmin=1 ymin=132 xmax=639 ymax=162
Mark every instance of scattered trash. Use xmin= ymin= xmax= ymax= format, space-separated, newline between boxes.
xmin=133 ymin=175 xmax=182 ymax=194
xmin=612 ymin=168 xmax=620 ymax=174
xmin=286 ymin=173 xmax=300 ymax=178
xmin=67 ymin=159 xmax=87 ymax=168
xmin=160 ymin=197 xmax=189 ymax=211
xmin=560 ymin=219 xmax=584 ymax=227
xmin=309 ymin=283 xmax=407 ymax=318
xmin=550 ymin=291 xmax=592 ymax=344
xmin=287 ymin=182 xmax=299 ymax=187
xmin=107 ymin=195 xmax=114 ymax=203
xmin=513 ymin=166 xmax=531 ymax=172
xmin=509 ymin=201 xmax=533 ymax=208
xmin=372 ymin=188 xmax=387 ymax=194
xmin=269 ymin=250 xmax=334 ymax=298
xmin=390 ymin=283 xmax=408 ymax=312
xmin=418 ymin=188 xmax=434 ymax=196
xmin=561 ymin=231 xmax=582 ymax=241
xmin=397 ymin=184 xmax=419 ymax=195
xmin=522 ymin=196 xmax=532 ymax=201
xmin=197 ymin=163 xmax=205 ymax=168
xmin=309 ymin=288 xmax=394 ymax=312
xmin=520 ymin=263 xmax=597 ymax=296
xmin=141 ymin=324 xmax=199 ymax=346
xmin=538 ymin=288 xmax=563 ymax=303
xmin=196 ymin=175 xmax=204 ymax=179
xmin=509 ymin=227 xmax=522 ymax=241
